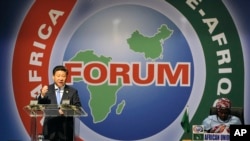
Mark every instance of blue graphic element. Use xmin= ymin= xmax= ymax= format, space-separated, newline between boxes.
xmin=65 ymin=5 xmax=193 ymax=140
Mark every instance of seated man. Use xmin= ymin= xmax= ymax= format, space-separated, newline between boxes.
xmin=202 ymin=97 xmax=242 ymax=133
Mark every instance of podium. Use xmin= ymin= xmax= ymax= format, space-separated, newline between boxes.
xmin=24 ymin=102 xmax=88 ymax=141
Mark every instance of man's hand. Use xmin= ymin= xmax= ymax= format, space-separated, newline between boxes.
xmin=59 ymin=108 xmax=64 ymax=115
xmin=41 ymin=85 xmax=48 ymax=97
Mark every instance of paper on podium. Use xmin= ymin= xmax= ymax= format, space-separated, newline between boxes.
xmin=23 ymin=104 xmax=45 ymax=117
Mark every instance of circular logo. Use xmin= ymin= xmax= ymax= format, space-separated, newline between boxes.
xmin=11 ymin=0 xmax=244 ymax=141
xmin=193 ymin=125 xmax=204 ymax=133
xmin=64 ymin=4 xmax=193 ymax=140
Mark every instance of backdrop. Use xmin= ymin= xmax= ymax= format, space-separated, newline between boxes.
xmin=1 ymin=0 xmax=249 ymax=140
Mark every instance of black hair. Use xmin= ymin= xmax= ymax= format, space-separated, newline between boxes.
xmin=52 ymin=65 xmax=68 ymax=75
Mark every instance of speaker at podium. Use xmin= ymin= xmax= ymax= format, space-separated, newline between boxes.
xmin=24 ymin=100 xmax=88 ymax=141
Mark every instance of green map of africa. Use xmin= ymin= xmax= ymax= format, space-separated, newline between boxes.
xmin=70 ymin=24 xmax=173 ymax=123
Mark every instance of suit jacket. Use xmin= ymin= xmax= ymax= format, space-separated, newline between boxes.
xmin=38 ymin=84 xmax=82 ymax=141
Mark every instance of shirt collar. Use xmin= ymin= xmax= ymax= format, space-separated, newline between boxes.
xmin=54 ymin=84 xmax=65 ymax=90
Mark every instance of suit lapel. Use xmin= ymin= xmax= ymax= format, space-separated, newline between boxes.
xmin=61 ymin=86 xmax=70 ymax=101
xmin=50 ymin=85 xmax=58 ymax=104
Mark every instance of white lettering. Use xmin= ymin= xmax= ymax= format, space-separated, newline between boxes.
xmin=217 ymin=49 xmax=231 ymax=65
xmin=29 ymin=70 xmax=41 ymax=82
xmin=202 ymin=18 xmax=218 ymax=34
xmin=212 ymin=33 xmax=227 ymax=46
xmin=49 ymin=9 xmax=64 ymax=26
xmin=217 ymin=78 xmax=231 ymax=95
xmin=30 ymin=52 xmax=43 ymax=66
xmin=186 ymin=0 xmax=201 ymax=10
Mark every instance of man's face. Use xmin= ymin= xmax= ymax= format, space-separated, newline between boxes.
xmin=53 ymin=70 xmax=67 ymax=88
xmin=217 ymin=108 xmax=230 ymax=121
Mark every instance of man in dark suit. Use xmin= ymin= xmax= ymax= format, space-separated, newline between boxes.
xmin=38 ymin=65 xmax=82 ymax=141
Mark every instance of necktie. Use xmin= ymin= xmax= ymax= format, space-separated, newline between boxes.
xmin=56 ymin=89 xmax=61 ymax=105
